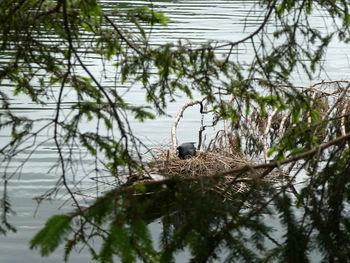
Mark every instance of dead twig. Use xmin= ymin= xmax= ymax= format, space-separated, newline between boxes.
xmin=171 ymin=97 xmax=207 ymax=150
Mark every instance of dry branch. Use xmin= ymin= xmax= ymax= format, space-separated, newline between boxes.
xmin=219 ymin=132 xmax=350 ymax=176
xmin=171 ymin=97 xmax=207 ymax=150
xmin=263 ymin=107 xmax=278 ymax=163
xmin=324 ymin=83 xmax=350 ymax=118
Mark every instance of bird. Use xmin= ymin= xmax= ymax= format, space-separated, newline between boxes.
xmin=177 ymin=142 xmax=196 ymax=159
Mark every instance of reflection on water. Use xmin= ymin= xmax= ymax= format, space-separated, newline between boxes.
xmin=0 ymin=1 xmax=349 ymax=262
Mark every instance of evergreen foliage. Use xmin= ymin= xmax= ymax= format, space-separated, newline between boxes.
xmin=1 ymin=0 xmax=350 ymax=262
xmin=30 ymin=214 xmax=72 ymax=256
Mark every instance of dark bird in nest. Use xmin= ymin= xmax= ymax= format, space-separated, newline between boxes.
xmin=177 ymin=142 xmax=196 ymax=159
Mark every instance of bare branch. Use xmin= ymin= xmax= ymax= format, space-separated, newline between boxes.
xmin=263 ymin=107 xmax=278 ymax=163
xmin=171 ymin=97 xmax=207 ymax=150
xmin=324 ymin=83 xmax=350 ymax=118
xmin=220 ymin=132 xmax=350 ymax=176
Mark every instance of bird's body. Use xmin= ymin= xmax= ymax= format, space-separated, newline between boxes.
xmin=177 ymin=142 xmax=196 ymax=159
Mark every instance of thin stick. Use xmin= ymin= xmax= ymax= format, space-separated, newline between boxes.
xmin=171 ymin=97 xmax=207 ymax=150
xmin=279 ymin=111 xmax=291 ymax=139
xmin=308 ymin=91 xmax=317 ymax=124
xmin=324 ymin=83 xmax=350 ymax=118
xmin=263 ymin=108 xmax=278 ymax=163
xmin=341 ymin=99 xmax=350 ymax=148
xmin=225 ymin=94 xmax=235 ymax=155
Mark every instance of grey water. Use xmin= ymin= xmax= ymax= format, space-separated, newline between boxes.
xmin=1 ymin=1 xmax=349 ymax=262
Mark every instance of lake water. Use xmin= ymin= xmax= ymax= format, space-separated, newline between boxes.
xmin=1 ymin=1 xmax=349 ymax=262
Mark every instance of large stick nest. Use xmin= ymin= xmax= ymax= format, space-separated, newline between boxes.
xmin=152 ymin=150 xmax=249 ymax=177
xmin=143 ymin=149 xmax=287 ymax=194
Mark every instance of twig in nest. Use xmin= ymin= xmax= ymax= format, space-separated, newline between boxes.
xmin=324 ymin=83 xmax=350 ymax=118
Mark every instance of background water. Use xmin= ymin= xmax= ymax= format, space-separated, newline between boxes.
xmin=1 ymin=1 xmax=349 ymax=262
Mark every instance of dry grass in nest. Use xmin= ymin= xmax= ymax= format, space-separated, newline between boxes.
xmin=143 ymin=149 xmax=287 ymax=196
xmin=143 ymin=149 xmax=287 ymax=200
xmin=149 ymin=150 xmax=251 ymax=178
